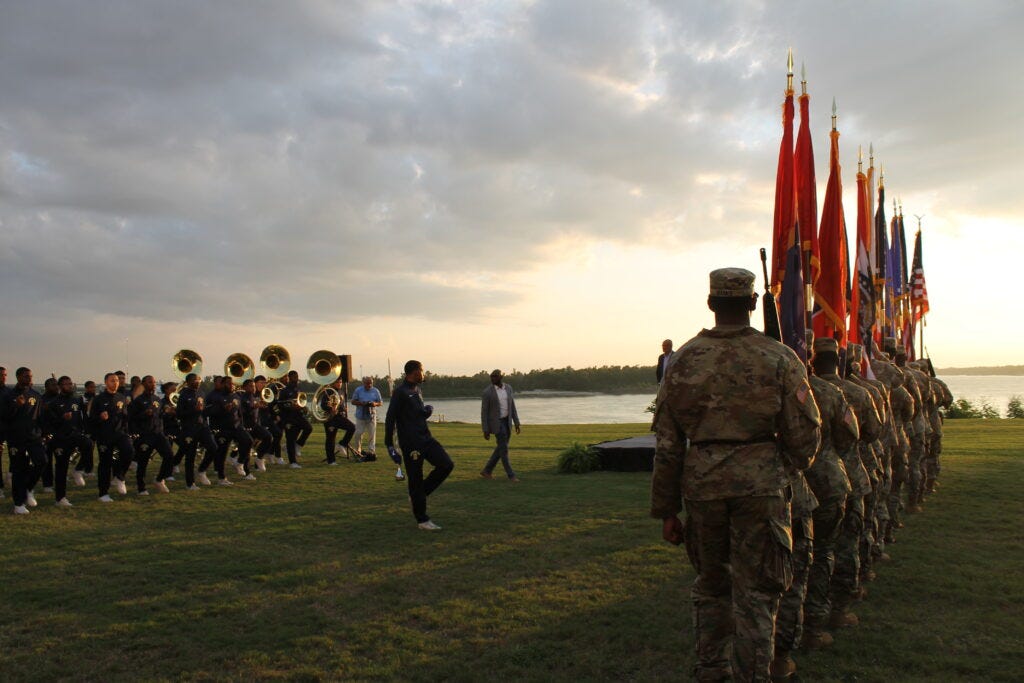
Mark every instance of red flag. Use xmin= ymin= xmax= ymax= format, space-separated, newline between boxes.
xmin=812 ymin=128 xmax=848 ymax=345
xmin=770 ymin=89 xmax=796 ymax=292
xmin=794 ymin=93 xmax=820 ymax=286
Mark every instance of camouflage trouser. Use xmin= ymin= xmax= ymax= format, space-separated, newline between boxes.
xmin=874 ymin=468 xmax=891 ymax=554
xmin=860 ymin=485 xmax=879 ymax=576
xmin=924 ymin=433 xmax=942 ymax=490
xmin=908 ymin=436 xmax=925 ymax=501
xmin=830 ymin=496 xmax=864 ymax=614
xmin=685 ymin=495 xmax=792 ymax=682
xmin=803 ymin=497 xmax=845 ymax=635
xmin=774 ymin=517 xmax=813 ymax=653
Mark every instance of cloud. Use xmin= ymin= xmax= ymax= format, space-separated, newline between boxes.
xmin=0 ymin=1 xmax=1021 ymax=374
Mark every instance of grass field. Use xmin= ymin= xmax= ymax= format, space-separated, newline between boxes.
xmin=1 ymin=419 xmax=1022 ymax=682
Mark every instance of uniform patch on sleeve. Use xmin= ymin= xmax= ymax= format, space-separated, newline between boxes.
xmin=796 ymin=379 xmax=810 ymax=405
xmin=843 ymin=406 xmax=856 ymax=427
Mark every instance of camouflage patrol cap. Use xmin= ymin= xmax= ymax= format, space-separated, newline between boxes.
xmin=893 ymin=343 xmax=907 ymax=359
xmin=813 ymin=337 xmax=839 ymax=355
xmin=883 ymin=336 xmax=898 ymax=355
xmin=709 ymin=268 xmax=755 ymax=297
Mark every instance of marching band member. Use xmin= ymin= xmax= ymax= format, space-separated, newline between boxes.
xmin=216 ymin=378 xmax=254 ymax=481
xmin=46 ymin=376 xmax=94 ymax=506
xmin=254 ymin=375 xmax=283 ymax=467
xmin=278 ymin=370 xmax=312 ymax=469
xmin=39 ymin=377 xmax=61 ymax=493
xmin=171 ymin=373 xmax=218 ymax=490
xmin=89 ymin=372 xmax=135 ymax=502
xmin=161 ymin=382 xmax=182 ymax=475
xmin=2 ymin=368 xmax=48 ymax=514
xmin=321 ymin=377 xmax=355 ymax=465
xmin=0 ymin=366 xmax=8 ymax=498
xmin=128 ymin=375 xmax=174 ymax=494
xmin=197 ymin=376 xmax=232 ymax=485
xmin=241 ymin=379 xmax=271 ymax=473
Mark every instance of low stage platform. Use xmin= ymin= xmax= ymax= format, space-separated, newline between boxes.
xmin=591 ymin=434 xmax=655 ymax=472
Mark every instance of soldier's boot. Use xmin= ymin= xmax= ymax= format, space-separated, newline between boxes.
xmin=801 ymin=631 xmax=834 ymax=649
xmin=829 ymin=609 xmax=859 ymax=629
xmin=878 ymin=551 xmax=892 ymax=562
xmin=770 ymin=650 xmax=797 ymax=680
xmin=906 ymin=493 xmax=922 ymax=514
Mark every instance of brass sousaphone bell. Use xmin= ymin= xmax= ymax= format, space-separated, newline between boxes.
xmin=171 ymin=349 xmax=203 ymax=380
xmin=224 ymin=352 xmax=255 ymax=383
xmin=306 ymin=350 xmax=342 ymax=386
xmin=259 ymin=345 xmax=290 ymax=402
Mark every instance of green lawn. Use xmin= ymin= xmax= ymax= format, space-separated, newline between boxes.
xmin=1 ymin=420 xmax=1021 ymax=682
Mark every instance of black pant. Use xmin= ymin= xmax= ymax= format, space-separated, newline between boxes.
xmin=8 ymin=441 xmax=47 ymax=506
xmin=402 ymin=439 xmax=454 ymax=523
xmin=249 ymin=425 xmax=272 ymax=459
xmin=41 ymin=442 xmax=55 ymax=488
xmin=284 ymin=417 xmax=312 ymax=463
xmin=180 ymin=424 xmax=218 ymax=487
xmin=51 ymin=432 xmax=93 ymax=500
xmin=136 ymin=432 xmax=174 ymax=488
xmin=324 ymin=415 xmax=355 ymax=463
xmin=97 ymin=433 xmax=134 ymax=496
xmin=214 ymin=427 xmax=253 ymax=475
xmin=260 ymin=421 xmax=282 ymax=459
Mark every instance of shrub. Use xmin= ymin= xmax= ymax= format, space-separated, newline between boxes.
xmin=1007 ymin=396 xmax=1024 ymax=419
xmin=645 ymin=399 xmax=657 ymax=414
xmin=945 ymin=398 xmax=981 ymax=419
xmin=556 ymin=441 xmax=602 ymax=474
xmin=980 ymin=401 xmax=1000 ymax=419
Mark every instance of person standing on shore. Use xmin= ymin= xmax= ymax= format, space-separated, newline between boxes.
xmin=656 ymin=339 xmax=673 ymax=384
xmin=650 ymin=267 xmax=821 ymax=682
xmin=480 ymin=369 xmax=521 ymax=482
xmin=385 ymin=360 xmax=453 ymax=531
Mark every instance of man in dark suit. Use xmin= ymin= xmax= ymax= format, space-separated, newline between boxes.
xmin=480 ymin=369 xmax=521 ymax=482
xmin=656 ymin=339 xmax=674 ymax=384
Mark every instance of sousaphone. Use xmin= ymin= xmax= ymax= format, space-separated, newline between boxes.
xmin=171 ymin=349 xmax=203 ymax=381
xmin=224 ymin=353 xmax=255 ymax=382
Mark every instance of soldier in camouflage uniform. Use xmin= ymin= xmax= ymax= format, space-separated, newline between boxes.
xmin=895 ymin=345 xmax=930 ymax=513
xmin=651 ymin=268 xmax=821 ymax=682
xmin=801 ymin=359 xmax=857 ymax=651
xmin=812 ymin=337 xmax=880 ymax=630
xmin=847 ymin=344 xmax=893 ymax=568
xmin=916 ymin=361 xmax=953 ymax=495
xmin=872 ymin=351 xmax=914 ymax=542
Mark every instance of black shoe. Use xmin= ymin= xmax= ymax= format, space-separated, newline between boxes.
xmin=362 ymin=452 xmax=377 ymax=462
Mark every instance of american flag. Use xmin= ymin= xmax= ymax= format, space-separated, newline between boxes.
xmin=910 ymin=229 xmax=930 ymax=321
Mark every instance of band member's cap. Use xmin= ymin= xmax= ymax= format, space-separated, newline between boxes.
xmin=708 ymin=268 xmax=755 ymax=297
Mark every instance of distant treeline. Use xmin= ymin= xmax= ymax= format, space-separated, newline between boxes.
xmin=935 ymin=365 xmax=1024 ymax=376
xmin=393 ymin=366 xmax=658 ymax=398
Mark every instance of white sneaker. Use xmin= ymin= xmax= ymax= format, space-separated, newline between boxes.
xmin=326 ymin=461 xmax=339 ymax=467
xmin=396 ymin=470 xmax=405 ymax=481
xmin=218 ymin=478 xmax=233 ymax=486
xmin=26 ymin=491 xmax=38 ymax=507
xmin=243 ymin=473 xmax=257 ymax=481
xmin=98 ymin=495 xmax=114 ymax=503
xmin=154 ymin=481 xmax=170 ymax=494
xmin=72 ymin=471 xmax=86 ymax=487
xmin=186 ymin=484 xmax=200 ymax=491
xmin=235 ymin=463 xmax=246 ymax=477
xmin=296 ymin=447 xmax=303 ymax=458
xmin=289 ymin=463 xmax=302 ymax=469
xmin=276 ymin=457 xmax=286 ymax=465
xmin=196 ymin=472 xmax=212 ymax=486
xmin=417 ymin=520 xmax=442 ymax=531
xmin=114 ymin=478 xmax=127 ymax=495
xmin=173 ymin=466 xmax=180 ymax=474
xmin=256 ymin=459 xmax=267 ymax=472
xmin=55 ymin=497 xmax=74 ymax=508
xmin=166 ymin=475 xmax=176 ymax=482
xmin=13 ymin=504 xmax=29 ymax=515
xmin=43 ymin=486 xmax=54 ymax=493
xmin=138 ymin=490 xmax=150 ymax=496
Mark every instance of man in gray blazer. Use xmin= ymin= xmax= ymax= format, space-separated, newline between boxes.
xmin=480 ymin=369 xmax=521 ymax=481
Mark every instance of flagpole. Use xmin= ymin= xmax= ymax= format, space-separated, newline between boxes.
xmin=801 ymin=64 xmax=813 ymax=333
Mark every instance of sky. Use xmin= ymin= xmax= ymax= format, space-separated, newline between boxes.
xmin=1 ymin=0 xmax=1021 ymax=382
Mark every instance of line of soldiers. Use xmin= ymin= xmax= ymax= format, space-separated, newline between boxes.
xmin=0 ymin=366 xmax=378 ymax=514
xmin=773 ymin=335 xmax=954 ymax=678
xmin=650 ymin=267 xmax=955 ymax=682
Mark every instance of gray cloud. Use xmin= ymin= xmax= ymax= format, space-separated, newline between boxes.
xmin=1 ymin=0 xmax=1020 ymax=336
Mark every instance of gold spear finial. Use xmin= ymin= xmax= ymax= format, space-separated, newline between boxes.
xmin=893 ymin=197 xmax=897 ymax=216
xmin=787 ymin=48 xmax=794 ymax=92
xmin=914 ymin=214 xmax=924 ymax=230
xmin=831 ymin=97 xmax=837 ymax=130
xmin=880 ymin=164 xmax=885 ymax=188
xmin=858 ymin=145 xmax=863 ymax=172
xmin=869 ymin=143 xmax=874 ymax=167
xmin=898 ymin=197 xmax=904 ymax=216
xmin=801 ymin=62 xmax=807 ymax=95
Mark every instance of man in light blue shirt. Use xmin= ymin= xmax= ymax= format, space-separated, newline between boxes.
xmin=352 ymin=376 xmax=395 ymax=474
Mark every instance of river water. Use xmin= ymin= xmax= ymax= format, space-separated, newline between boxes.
xmin=392 ymin=375 xmax=1023 ymax=425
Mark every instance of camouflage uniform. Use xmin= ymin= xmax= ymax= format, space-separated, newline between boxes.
xmin=650 ymin=268 xmax=821 ymax=682
xmin=818 ymin=341 xmax=879 ymax=624
xmin=848 ymin=344 xmax=892 ymax=569
xmin=799 ymin=374 xmax=855 ymax=644
xmin=901 ymin=360 xmax=932 ymax=510
xmin=774 ymin=470 xmax=818 ymax=657
xmin=922 ymin=369 xmax=953 ymax=494
xmin=873 ymin=355 xmax=913 ymax=539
